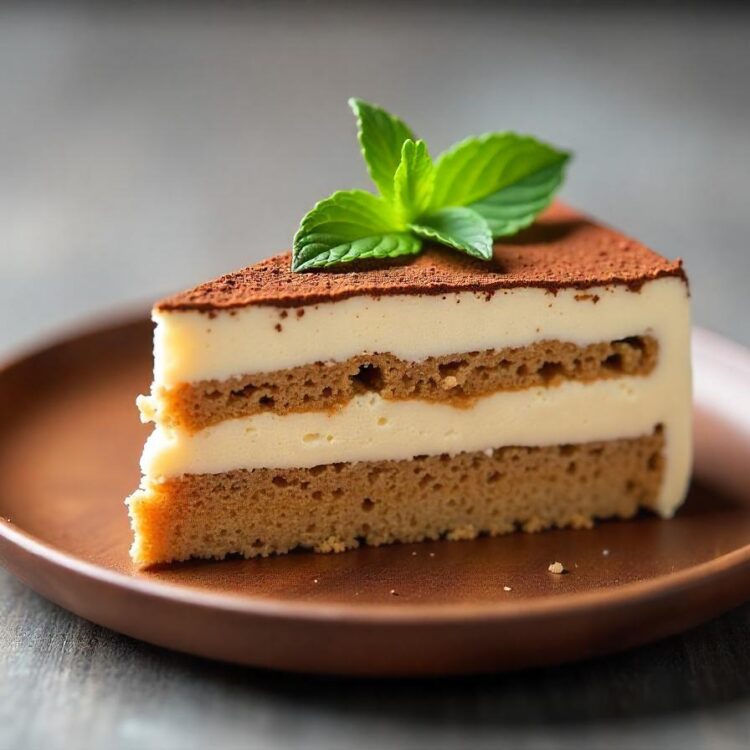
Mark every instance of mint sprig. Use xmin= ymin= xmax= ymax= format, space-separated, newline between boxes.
xmin=292 ymin=100 xmax=570 ymax=272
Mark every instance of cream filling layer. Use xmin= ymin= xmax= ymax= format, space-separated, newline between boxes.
xmin=153 ymin=277 xmax=688 ymax=385
xmin=140 ymin=275 xmax=691 ymax=516
xmin=141 ymin=373 xmax=692 ymax=517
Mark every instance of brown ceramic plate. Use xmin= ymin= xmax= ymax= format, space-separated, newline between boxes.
xmin=0 ymin=320 xmax=749 ymax=676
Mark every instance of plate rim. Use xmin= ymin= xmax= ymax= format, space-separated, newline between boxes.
xmin=1 ymin=316 xmax=750 ymax=630
xmin=2 ymin=513 xmax=750 ymax=626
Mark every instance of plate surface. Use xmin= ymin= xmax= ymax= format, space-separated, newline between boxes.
xmin=0 ymin=320 xmax=749 ymax=676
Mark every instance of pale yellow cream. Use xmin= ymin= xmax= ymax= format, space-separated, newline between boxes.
xmin=138 ymin=276 xmax=692 ymax=517
xmin=151 ymin=278 xmax=688 ymax=385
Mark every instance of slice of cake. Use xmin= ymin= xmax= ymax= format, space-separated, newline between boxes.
xmin=127 ymin=202 xmax=691 ymax=565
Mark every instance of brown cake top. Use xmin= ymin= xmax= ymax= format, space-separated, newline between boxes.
xmin=157 ymin=203 xmax=686 ymax=311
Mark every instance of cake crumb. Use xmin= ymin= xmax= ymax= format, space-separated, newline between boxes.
xmin=503 ymin=586 xmax=512 ymax=592
xmin=548 ymin=561 xmax=565 ymax=575
xmin=574 ymin=293 xmax=601 ymax=304
xmin=442 ymin=375 xmax=458 ymax=390
xmin=602 ymin=549 xmax=610 ymax=556
xmin=389 ymin=589 xmax=398 ymax=596
xmin=411 ymin=551 xmax=417 ymax=556
xmin=429 ymin=552 xmax=435 ymax=558
xmin=313 ymin=578 xmax=319 ymax=584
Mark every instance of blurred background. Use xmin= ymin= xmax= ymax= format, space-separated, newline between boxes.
xmin=1 ymin=1 xmax=748 ymax=352
xmin=2 ymin=5 xmax=750 ymax=750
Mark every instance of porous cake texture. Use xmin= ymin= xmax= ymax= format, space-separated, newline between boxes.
xmin=160 ymin=336 xmax=657 ymax=432
xmin=130 ymin=430 xmax=664 ymax=564
xmin=127 ymin=204 xmax=692 ymax=566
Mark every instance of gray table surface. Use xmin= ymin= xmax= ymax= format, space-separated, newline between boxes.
xmin=1 ymin=4 xmax=749 ymax=749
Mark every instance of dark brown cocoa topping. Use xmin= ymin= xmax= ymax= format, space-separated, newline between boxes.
xmin=156 ymin=203 xmax=686 ymax=312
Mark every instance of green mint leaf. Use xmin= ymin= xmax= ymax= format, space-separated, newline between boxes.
xmin=393 ymin=139 xmax=434 ymax=223
xmin=348 ymin=98 xmax=415 ymax=202
xmin=411 ymin=207 xmax=493 ymax=261
xmin=469 ymin=161 xmax=567 ymax=237
xmin=291 ymin=99 xmax=573 ymax=272
xmin=430 ymin=133 xmax=569 ymax=212
xmin=292 ymin=189 xmax=420 ymax=271
xmin=294 ymin=233 xmax=422 ymax=271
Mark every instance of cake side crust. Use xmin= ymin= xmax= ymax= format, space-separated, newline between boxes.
xmin=128 ymin=431 xmax=664 ymax=566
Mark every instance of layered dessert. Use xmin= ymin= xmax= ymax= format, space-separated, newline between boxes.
xmin=127 ymin=203 xmax=691 ymax=565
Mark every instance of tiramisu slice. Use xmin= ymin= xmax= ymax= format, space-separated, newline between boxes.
xmin=127 ymin=203 xmax=691 ymax=565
